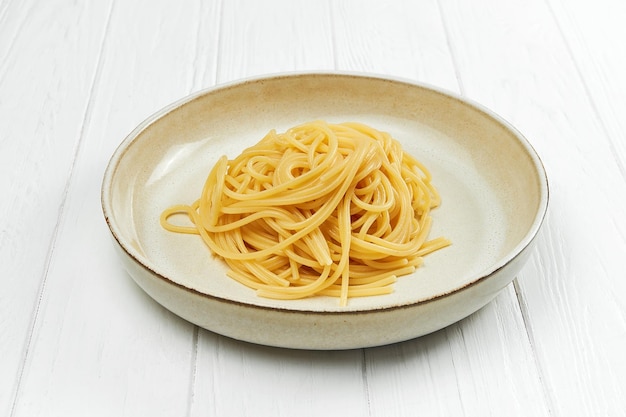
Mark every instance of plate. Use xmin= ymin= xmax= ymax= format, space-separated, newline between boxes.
xmin=101 ymin=72 xmax=548 ymax=349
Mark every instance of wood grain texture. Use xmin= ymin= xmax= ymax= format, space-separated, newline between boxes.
xmin=8 ymin=1 xmax=219 ymax=415
xmin=548 ymin=0 xmax=626 ymax=180
xmin=191 ymin=331 xmax=369 ymax=417
xmin=216 ymin=0 xmax=334 ymax=81
xmin=1 ymin=0 xmax=625 ymax=416
xmin=330 ymin=2 xmax=550 ymax=415
xmin=331 ymin=0 xmax=457 ymax=84
xmin=188 ymin=2 xmax=370 ymax=416
xmin=0 ymin=1 xmax=112 ymax=415
xmin=364 ymin=289 xmax=551 ymax=416
xmin=439 ymin=0 xmax=626 ymax=415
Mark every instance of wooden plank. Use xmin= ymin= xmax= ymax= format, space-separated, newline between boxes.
xmin=0 ymin=1 xmax=112 ymax=415
xmin=330 ymin=1 xmax=551 ymax=415
xmin=9 ymin=1 xmax=221 ymax=415
xmin=332 ymin=0 xmax=457 ymax=84
xmin=188 ymin=2 xmax=372 ymax=416
xmin=439 ymin=0 xmax=626 ymax=415
xmin=547 ymin=0 xmax=626 ymax=176
xmin=215 ymin=0 xmax=335 ymax=82
xmin=191 ymin=332 xmax=369 ymax=417
xmin=365 ymin=288 xmax=550 ymax=416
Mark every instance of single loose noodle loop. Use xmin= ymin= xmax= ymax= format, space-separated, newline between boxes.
xmin=160 ymin=121 xmax=450 ymax=306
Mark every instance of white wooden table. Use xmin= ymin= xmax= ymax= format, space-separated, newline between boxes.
xmin=2 ymin=1 xmax=625 ymax=415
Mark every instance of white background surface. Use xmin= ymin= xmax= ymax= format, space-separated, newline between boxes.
xmin=1 ymin=0 xmax=625 ymax=416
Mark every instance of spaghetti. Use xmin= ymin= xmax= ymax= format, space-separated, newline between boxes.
xmin=160 ymin=121 xmax=450 ymax=306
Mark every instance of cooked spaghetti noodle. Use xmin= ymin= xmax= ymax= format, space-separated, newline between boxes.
xmin=160 ymin=121 xmax=450 ymax=306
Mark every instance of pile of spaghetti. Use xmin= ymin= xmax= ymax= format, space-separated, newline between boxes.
xmin=160 ymin=121 xmax=449 ymax=306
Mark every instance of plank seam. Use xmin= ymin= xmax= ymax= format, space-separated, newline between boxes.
xmin=435 ymin=0 xmax=464 ymax=94
xmin=512 ymin=278 xmax=555 ymax=416
xmin=361 ymin=349 xmax=373 ymax=417
xmin=185 ymin=326 xmax=200 ymax=417
xmin=213 ymin=0 xmax=224 ymax=84
xmin=327 ymin=0 xmax=338 ymax=70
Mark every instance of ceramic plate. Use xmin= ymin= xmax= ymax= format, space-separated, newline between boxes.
xmin=102 ymin=73 xmax=548 ymax=349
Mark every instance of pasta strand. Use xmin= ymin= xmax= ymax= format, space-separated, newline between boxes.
xmin=160 ymin=121 xmax=450 ymax=306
